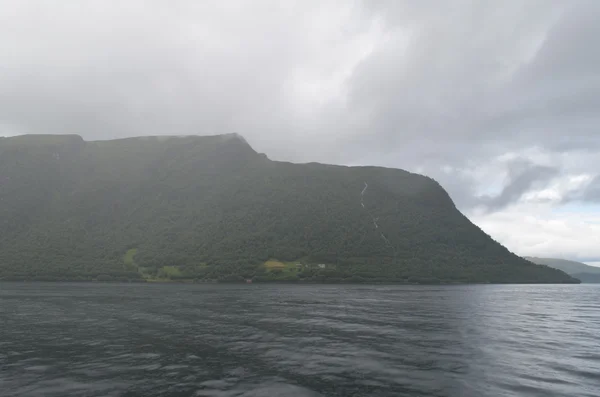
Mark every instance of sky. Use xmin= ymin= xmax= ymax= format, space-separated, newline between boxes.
xmin=1 ymin=0 xmax=600 ymax=265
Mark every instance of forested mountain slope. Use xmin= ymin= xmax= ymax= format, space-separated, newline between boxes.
xmin=525 ymin=257 xmax=600 ymax=283
xmin=0 ymin=134 xmax=578 ymax=283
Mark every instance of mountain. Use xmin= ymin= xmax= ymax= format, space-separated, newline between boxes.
xmin=0 ymin=134 xmax=578 ymax=284
xmin=525 ymin=257 xmax=600 ymax=283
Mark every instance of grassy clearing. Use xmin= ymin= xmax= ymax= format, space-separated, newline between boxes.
xmin=122 ymin=248 xmax=153 ymax=279
xmin=158 ymin=265 xmax=183 ymax=279
xmin=121 ymin=248 xmax=208 ymax=281
xmin=264 ymin=260 xmax=286 ymax=269
xmin=123 ymin=248 xmax=138 ymax=266
xmin=263 ymin=259 xmax=306 ymax=275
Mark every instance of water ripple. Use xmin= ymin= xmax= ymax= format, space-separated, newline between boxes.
xmin=1 ymin=283 xmax=599 ymax=397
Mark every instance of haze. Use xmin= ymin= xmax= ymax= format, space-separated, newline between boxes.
xmin=1 ymin=0 xmax=599 ymax=264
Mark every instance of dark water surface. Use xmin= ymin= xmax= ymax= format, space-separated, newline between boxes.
xmin=1 ymin=283 xmax=599 ymax=397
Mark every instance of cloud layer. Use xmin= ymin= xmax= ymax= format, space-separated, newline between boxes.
xmin=1 ymin=0 xmax=600 ymax=262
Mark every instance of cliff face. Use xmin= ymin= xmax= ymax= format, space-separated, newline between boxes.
xmin=0 ymin=134 xmax=578 ymax=283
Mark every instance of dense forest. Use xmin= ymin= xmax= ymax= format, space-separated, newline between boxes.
xmin=0 ymin=134 xmax=578 ymax=284
xmin=525 ymin=257 xmax=600 ymax=283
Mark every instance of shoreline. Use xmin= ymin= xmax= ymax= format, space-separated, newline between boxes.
xmin=0 ymin=279 xmax=581 ymax=285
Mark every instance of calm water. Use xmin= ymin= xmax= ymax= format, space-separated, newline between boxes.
xmin=1 ymin=283 xmax=599 ymax=397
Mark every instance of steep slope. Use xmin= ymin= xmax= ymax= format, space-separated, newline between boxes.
xmin=525 ymin=257 xmax=600 ymax=283
xmin=0 ymin=134 xmax=578 ymax=283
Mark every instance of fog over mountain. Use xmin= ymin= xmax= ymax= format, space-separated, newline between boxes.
xmin=1 ymin=0 xmax=600 ymax=264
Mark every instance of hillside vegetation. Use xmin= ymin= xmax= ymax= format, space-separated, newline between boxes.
xmin=525 ymin=257 xmax=600 ymax=283
xmin=0 ymin=134 xmax=578 ymax=283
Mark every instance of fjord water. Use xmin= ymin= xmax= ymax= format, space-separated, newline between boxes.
xmin=1 ymin=283 xmax=598 ymax=397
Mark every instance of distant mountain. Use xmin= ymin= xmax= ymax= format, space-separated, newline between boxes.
xmin=525 ymin=257 xmax=600 ymax=283
xmin=0 ymin=134 xmax=578 ymax=284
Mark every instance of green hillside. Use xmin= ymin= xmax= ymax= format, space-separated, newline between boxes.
xmin=525 ymin=257 xmax=600 ymax=283
xmin=0 ymin=134 xmax=578 ymax=284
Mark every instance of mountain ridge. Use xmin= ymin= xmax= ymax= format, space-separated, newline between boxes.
xmin=525 ymin=256 xmax=600 ymax=283
xmin=0 ymin=133 xmax=578 ymax=284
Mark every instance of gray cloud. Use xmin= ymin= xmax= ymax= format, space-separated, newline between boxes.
xmin=412 ymin=159 xmax=562 ymax=212
xmin=1 ymin=0 xmax=600 ymax=210
xmin=477 ymin=161 xmax=560 ymax=212
xmin=345 ymin=0 xmax=600 ymax=160
xmin=563 ymin=175 xmax=600 ymax=203
xmin=582 ymin=177 xmax=600 ymax=202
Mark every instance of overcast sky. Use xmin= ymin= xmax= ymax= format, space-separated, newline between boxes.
xmin=2 ymin=0 xmax=600 ymax=264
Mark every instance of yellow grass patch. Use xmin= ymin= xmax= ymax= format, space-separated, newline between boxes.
xmin=264 ymin=260 xmax=286 ymax=269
